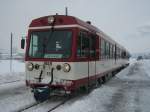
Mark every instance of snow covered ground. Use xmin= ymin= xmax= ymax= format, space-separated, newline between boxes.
xmin=141 ymin=60 xmax=150 ymax=77
xmin=0 ymin=60 xmax=25 ymax=83
xmin=1 ymin=59 xmax=150 ymax=112
xmin=53 ymin=59 xmax=150 ymax=112
xmin=0 ymin=60 xmax=24 ymax=74
xmin=0 ymin=60 xmax=36 ymax=112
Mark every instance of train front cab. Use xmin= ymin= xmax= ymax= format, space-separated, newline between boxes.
xmin=25 ymin=25 xmax=101 ymax=94
xmin=25 ymin=27 xmax=76 ymax=92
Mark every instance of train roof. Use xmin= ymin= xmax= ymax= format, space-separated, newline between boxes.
xmin=29 ymin=15 xmax=129 ymax=53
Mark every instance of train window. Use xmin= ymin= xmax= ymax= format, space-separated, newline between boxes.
xmin=105 ymin=42 xmax=110 ymax=59
xmin=114 ymin=45 xmax=117 ymax=59
xmin=121 ymin=50 xmax=126 ymax=59
xmin=116 ymin=47 xmax=118 ymax=59
xmin=117 ymin=48 xmax=120 ymax=59
xmin=120 ymin=50 xmax=122 ymax=59
xmin=90 ymin=35 xmax=96 ymax=58
xmin=121 ymin=50 xmax=124 ymax=59
xmin=28 ymin=30 xmax=72 ymax=58
xmin=77 ymin=32 xmax=89 ymax=57
xmin=110 ymin=44 xmax=112 ymax=59
xmin=124 ymin=51 xmax=127 ymax=59
xmin=119 ymin=49 xmax=121 ymax=58
xmin=108 ymin=43 xmax=111 ymax=59
xmin=112 ymin=45 xmax=114 ymax=59
xmin=101 ymin=39 xmax=105 ymax=59
xmin=29 ymin=34 xmax=38 ymax=57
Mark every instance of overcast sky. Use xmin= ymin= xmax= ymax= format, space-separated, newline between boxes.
xmin=0 ymin=0 xmax=150 ymax=54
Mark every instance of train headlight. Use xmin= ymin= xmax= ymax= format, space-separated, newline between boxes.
xmin=62 ymin=63 xmax=71 ymax=72
xmin=48 ymin=16 xmax=55 ymax=24
xmin=27 ymin=62 xmax=34 ymax=71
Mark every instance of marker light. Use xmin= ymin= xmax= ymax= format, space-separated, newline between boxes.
xmin=27 ymin=62 xmax=34 ymax=71
xmin=35 ymin=64 xmax=40 ymax=70
xmin=63 ymin=63 xmax=71 ymax=72
xmin=56 ymin=65 xmax=61 ymax=71
xmin=48 ymin=16 xmax=55 ymax=24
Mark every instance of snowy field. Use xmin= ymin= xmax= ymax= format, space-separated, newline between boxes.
xmin=0 ymin=60 xmax=24 ymax=74
xmin=0 ymin=60 xmax=36 ymax=112
xmin=0 ymin=59 xmax=150 ymax=112
xmin=0 ymin=60 xmax=25 ymax=83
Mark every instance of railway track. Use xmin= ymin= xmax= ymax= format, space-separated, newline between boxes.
xmin=17 ymin=102 xmax=41 ymax=112
xmin=47 ymin=97 xmax=69 ymax=112
xmin=17 ymin=96 xmax=70 ymax=112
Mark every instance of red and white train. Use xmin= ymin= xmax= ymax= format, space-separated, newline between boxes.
xmin=21 ymin=15 xmax=130 ymax=101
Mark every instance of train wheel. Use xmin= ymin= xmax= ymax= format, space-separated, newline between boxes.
xmin=101 ymin=76 xmax=106 ymax=84
xmin=108 ymin=73 xmax=112 ymax=80
xmin=105 ymin=75 xmax=109 ymax=82
xmin=112 ymin=71 xmax=116 ymax=77
xmin=79 ymin=86 xmax=88 ymax=93
xmin=97 ymin=78 xmax=102 ymax=86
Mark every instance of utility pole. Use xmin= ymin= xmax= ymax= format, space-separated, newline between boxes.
xmin=10 ymin=32 xmax=13 ymax=59
xmin=10 ymin=32 xmax=13 ymax=74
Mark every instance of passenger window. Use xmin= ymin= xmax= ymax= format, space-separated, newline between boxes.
xmin=117 ymin=48 xmax=120 ymax=59
xmin=114 ymin=45 xmax=117 ymax=59
xmin=109 ymin=44 xmax=112 ymax=59
xmin=77 ymin=32 xmax=89 ymax=57
xmin=90 ymin=35 xmax=96 ymax=58
xmin=105 ymin=42 xmax=110 ymax=59
xmin=101 ymin=39 xmax=105 ymax=59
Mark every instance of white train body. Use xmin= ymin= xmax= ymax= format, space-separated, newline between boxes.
xmin=24 ymin=15 xmax=130 ymax=93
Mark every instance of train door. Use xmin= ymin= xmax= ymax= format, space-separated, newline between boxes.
xmin=88 ymin=34 xmax=98 ymax=87
xmin=77 ymin=31 xmax=98 ymax=89
xmin=77 ymin=31 xmax=90 ymax=87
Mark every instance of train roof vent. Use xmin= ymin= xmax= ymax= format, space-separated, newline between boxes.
xmin=86 ymin=21 xmax=91 ymax=24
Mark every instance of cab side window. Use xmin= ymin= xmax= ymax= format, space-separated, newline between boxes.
xmin=77 ymin=32 xmax=89 ymax=57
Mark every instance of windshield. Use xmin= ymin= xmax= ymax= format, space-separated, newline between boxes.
xmin=28 ymin=30 xmax=72 ymax=59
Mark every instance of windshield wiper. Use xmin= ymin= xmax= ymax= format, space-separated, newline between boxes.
xmin=42 ymin=22 xmax=55 ymax=58
xmin=42 ymin=31 xmax=54 ymax=58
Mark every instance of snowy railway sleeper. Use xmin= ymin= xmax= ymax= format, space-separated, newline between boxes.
xmin=21 ymin=14 xmax=130 ymax=101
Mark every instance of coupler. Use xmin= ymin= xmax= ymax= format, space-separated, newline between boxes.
xmin=33 ymin=87 xmax=51 ymax=102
